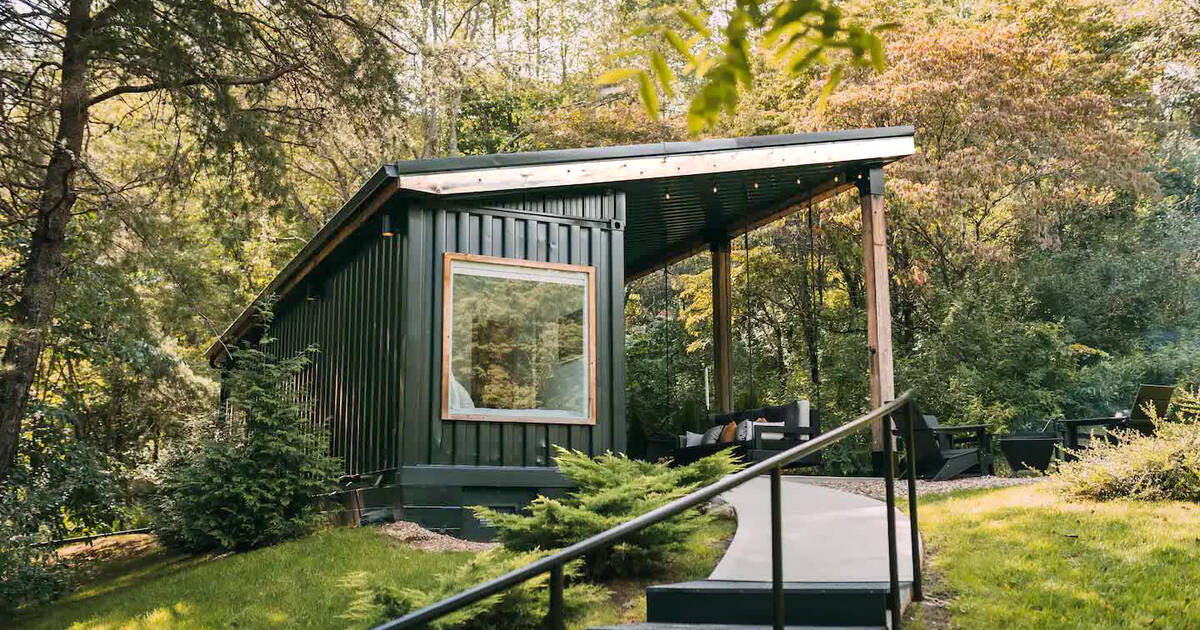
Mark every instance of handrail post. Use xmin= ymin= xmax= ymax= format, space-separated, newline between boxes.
xmin=548 ymin=565 xmax=564 ymax=630
xmin=883 ymin=409 xmax=902 ymax=630
xmin=770 ymin=465 xmax=785 ymax=630
xmin=905 ymin=402 xmax=924 ymax=601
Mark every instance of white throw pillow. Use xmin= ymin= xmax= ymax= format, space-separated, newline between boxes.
xmin=736 ymin=420 xmax=756 ymax=441
xmin=684 ymin=431 xmax=704 ymax=447
xmin=700 ymin=424 xmax=724 ymax=445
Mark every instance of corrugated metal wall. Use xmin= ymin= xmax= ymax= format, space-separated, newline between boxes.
xmin=401 ymin=190 xmax=627 ymax=468
xmin=265 ymin=189 xmax=627 ymax=477
xmin=268 ymin=219 xmax=404 ymax=476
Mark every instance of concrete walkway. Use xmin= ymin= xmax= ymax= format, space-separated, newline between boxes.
xmin=710 ymin=476 xmax=916 ymax=583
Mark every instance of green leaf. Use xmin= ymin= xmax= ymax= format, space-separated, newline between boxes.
xmin=649 ymin=51 xmax=675 ymax=99
xmin=867 ymin=35 xmax=885 ymax=71
xmin=595 ymin=67 xmax=641 ymax=86
xmin=636 ymin=71 xmax=660 ymax=119
xmin=816 ymin=64 xmax=844 ymax=114
xmin=788 ymin=47 xmax=824 ymax=74
xmin=677 ymin=9 xmax=711 ymax=38
xmin=664 ymin=30 xmax=696 ymax=65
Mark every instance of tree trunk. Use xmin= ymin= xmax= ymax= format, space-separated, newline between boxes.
xmin=0 ymin=0 xmax=92 ymax=480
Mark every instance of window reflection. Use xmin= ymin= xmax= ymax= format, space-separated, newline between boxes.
xmin=446 ymin=257 xmax=591 ymax=421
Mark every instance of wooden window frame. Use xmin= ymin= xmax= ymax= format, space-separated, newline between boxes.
xmin=441 ymin=252 xmax=597 ymax=426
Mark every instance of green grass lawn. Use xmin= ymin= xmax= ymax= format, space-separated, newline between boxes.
xmin=908 ymin=482 xmax=1200 ymax=629
xmin=13 ymin=527 xmax=472 ymax=630
xmin=13 ymin=516 xmax=735 ymax=630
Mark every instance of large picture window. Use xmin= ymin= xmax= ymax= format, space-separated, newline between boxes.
xmin=441 ymin=253 xmax=596 ymax=424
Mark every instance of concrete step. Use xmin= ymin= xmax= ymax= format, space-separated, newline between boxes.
xmin=588 ymin=619 xmax=883 ymax=624
xmin=645 ymin=580 xmax=903 ymax=627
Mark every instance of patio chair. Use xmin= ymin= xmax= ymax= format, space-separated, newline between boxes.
xmin=672 ymin=401 xmax=821 ymax=467
xmin=895 ymin=413 xmax=994 ymax=481
xmin=1058 ymin=384 xmax=1176 ymax=452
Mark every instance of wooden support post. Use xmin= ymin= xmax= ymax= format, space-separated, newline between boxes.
xmin=859 ymin=166 xmax=895 ymax=456
xmin=712 ymin=239 xmax=734 ymax=413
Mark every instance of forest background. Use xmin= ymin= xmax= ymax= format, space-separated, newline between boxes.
xmin=1 ymin=0 xmax=1197 ymax=528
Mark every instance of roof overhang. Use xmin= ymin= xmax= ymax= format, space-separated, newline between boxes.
xmin=391 ymin=134 xmax=913 ymax=196
xmin=205 ymin=126 xmax=915 ymax=362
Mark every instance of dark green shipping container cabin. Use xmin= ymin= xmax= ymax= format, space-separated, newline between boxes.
xmin=208 ymin=127 xmax=916 ymax=538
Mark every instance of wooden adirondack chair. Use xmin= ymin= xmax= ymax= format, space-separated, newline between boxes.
xmin=896 ymin=413 xmax=993 ymax=481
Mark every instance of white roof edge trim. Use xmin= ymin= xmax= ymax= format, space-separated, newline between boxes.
xmin=396 ymin=135 xmax=915 ymax=196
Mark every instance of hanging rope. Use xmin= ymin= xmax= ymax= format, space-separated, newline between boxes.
xmin=663 ymin=264 xmax=674 ymax=419
xmin=806 ymin=196 xmax=822 ymax=412
xmin=743 ymin=226 xmax=756 ymax=406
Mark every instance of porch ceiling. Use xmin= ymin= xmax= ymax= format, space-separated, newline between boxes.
xmin=621 ymin=161 xmax=858 ymax=280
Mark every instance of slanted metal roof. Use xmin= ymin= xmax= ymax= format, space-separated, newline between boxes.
xmin=206 ymin=126 xmax=915 ymax=360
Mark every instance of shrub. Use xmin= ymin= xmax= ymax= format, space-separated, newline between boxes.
xmin=341 ymin=548 xmax=607 ymax=630
xmin=0 ymin=543 xmax=70 ymax=617
xmin=1054 ymin=388 xmax=1200 ymax=502
xmin=151 ymin=311 xmax=340 ymax=552
xmin=0 ymin=420 xmax=124 ymax=614
xmin=474 ymin=447 xmax=742 ymax=579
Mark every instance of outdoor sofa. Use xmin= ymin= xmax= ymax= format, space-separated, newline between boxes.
xmin=671 ymin=400 xmax=822 ymax=467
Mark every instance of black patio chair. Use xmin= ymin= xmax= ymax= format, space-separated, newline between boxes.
xmin=895 ymin=413 xmax=993 ymax=481
xmin=1057 ymin=384 xmax=1176 ymax=453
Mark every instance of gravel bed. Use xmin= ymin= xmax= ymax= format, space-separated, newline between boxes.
xmin=793 ymin=475 xmax=1044 ymax=501
xmin=379 ymin=520 xmax=498 ymax=552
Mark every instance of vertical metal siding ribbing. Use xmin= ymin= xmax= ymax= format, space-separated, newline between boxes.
xmin=568 ymin=217 xmax=587 ymax=453
xmin=501 ymin=216 xmax=522 ymax=467
xmin=332 ymin=259 xmax=346 ymax=467
xmin=525 ymin=217 xmax=549 ymax=466
xmin=356 ymin=243 xmax=369 ymax=472
xmin=403 ymin=213 xmax=430 ymax=466
xmin=452 ymin=211 xmax=478 ymax=465
xmin=545 ymin=215 xmax=569 ymax=458
xmin=350 ymin=243 xmax=364 ymax=473
xmin=390 ymin=224 xmax=405 ymax=470
xmin=258 ymin=191 xmax=624 ymax=474
xmin=431 ymin=209 xmax=451 ymax=465
xmin=589 ymin=225 xmax=607 ymax=455
xmin=367 ymin=239 xmax=380 ymax=471
xmin=351 ymin=249 xmax=362 ymax=471
xmin=328 ymin=267 xmax=344 ymax=466
xmin=611 ymin=193 xmax=628 ymax=453
xmin=391 ymin=207 xmax=408 ymax=470
xmin=366 ymin=239 xmax=380 ymax=471
xmin=263 ymin=224 xmax=408 ymax=477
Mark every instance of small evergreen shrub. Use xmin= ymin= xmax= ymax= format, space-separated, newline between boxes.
xmin=341 ymin=548 xmax=607 ymax=630
xmin=151 ymin=309 xmax=340 ymax=552
xmin=474 ymin=447 xmax=742 ymax=579
xmin=1054 ymin=388 xmax=1200 ymax=502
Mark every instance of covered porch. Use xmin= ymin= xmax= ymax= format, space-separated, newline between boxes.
xmin=602 ymin=127 xmax=914 ymax=460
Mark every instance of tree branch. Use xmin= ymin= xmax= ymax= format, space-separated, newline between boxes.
xmin=86 ymin=63 xmax=302 ymax=107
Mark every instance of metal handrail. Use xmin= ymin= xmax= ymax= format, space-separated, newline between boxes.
xmin=371 ymin=390 xmax=921 ymax=630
